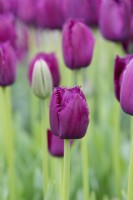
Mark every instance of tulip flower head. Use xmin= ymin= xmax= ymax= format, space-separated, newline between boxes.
xmin=114 ymin=54 xmax=133 ymax=101
xmin=62 ymin=19 xmax=95 ymax=69
xmin=50 ymin=86 xmax=89 ymax=139
xmin=31 ymin=59 xmax=53 ymax=99
xmin=28 ymin=52 xmax=60 ymax=87
xmin=0 ymin=42 xmax=17 ymax=87
xmin=99 ymin=0 xmax=131 ymax=42
xmin=47 ymin=129 xmax=64 ymax=157
xmin=120 ymin=58 xmax=133 ymax=115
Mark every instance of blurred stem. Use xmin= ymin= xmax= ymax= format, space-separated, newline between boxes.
xmin=2 ymin=87 xmax=16 ymax=200
xmin=62 ymin=140 xmax=70 ymax=200
xmin=112 ymin=100 xmax=121 ymax=198
xmin=127 ymin=118 xmax=133 ymax=200
xmin=41 ymin=100 xmax=49 ymax=196
xmin=58 ymin=158 xmax=63 ymax=200
xmin=74 ymin=70 xmax=90 ymax=200
xmin=81 ymin=136 xmax=89 ymax=200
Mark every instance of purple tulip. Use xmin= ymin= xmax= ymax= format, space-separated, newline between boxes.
xmin=47 ymin=129 xmax=64 ymax=157
xmin=16 ymin=0 xmax=37 ymax=25
xmin=99 ymin=0 xmax=131 ymax=42
xmin=120 ymin=58 xmax=133 ymax=115
xmin=0 ymin=42 xmax=17 ymax=87
xmin=49 ymin=86 xmax=89 ymax=139
xmin=28 ymin=52 xmax=60 ymax=87
xmin=114 ymin=54 xmax=133 ymax=101
xmin=0 ymin=0 xmax=11 ymax=13
xmin=36 ymin=0 xmax=66 ymax=29
xmin=62 ymin=19 xmax=95 ymax=69
xmin=11 ymin=22 xmax=29 ymax=61
xmin=0 ymin=13 xmax=15 ymax=43
xmin=66 ymin=0 xmax=101 ymax=27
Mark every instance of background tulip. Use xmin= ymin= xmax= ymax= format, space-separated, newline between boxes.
xmin=31 ymin=59 xmax=53 ymax=99
xmin=0 ymin=42 xmax=17 ymax=87
xmin=62 ymin=19 xmax=95 ymax=69
xmin=114 ymin=54 xmax=133 ymax=101
xmin=28 ymin=52 xmax=60 ymax=87
xmin=47 ymin=129 xmax=64 ymax=157
xmin=120 ymin=59 xmax=133 ymax=115
xmin=49 ymin=86 xmax=89 ymax=139
xmin=99 ymin=0 xmax=131 ymax=42
xmin=0 ymin=13 xmax=15 ymax=43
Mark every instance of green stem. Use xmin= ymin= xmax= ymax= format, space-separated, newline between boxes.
xmin=2 ymin=88 xmax=15 ymax=200
xmin=41 ymin=100 xmax=49 ymax=196
xmin=112 ymin=100 xmax=121 ymax=197
xmin=127 ymin=118 xmax=133 ymax=200
xmin=58 ymin=158 xmax=63 ymax=200
xmin=62 ymin=140 xmax=70 ymax=200
xmin=81 ymin=136 xmax=89 ymax=200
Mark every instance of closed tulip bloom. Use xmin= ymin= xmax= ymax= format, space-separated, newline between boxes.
xmin=114 ymin=54 xmax=133 ymax=101
xmin=47 ymin=129 xmax=64 ymax=157
xmin=0 ymin=42 xmax=17 ymax=87
xmin=31 ymin=59 xmax=53 ymax=99
xmin=36 ymin=0 xmax=66 ymax=29
xmin=0 ymin=13 xmax=15 ymax=43
xmin=50 ymin=86 xmax=89 ymax=139
xmin=28 ymin=52 xmax=60 ymax=87
xmin=99 ymin=0 xmax=131 ymax=42
xmin=66 ymin=0 xmax=101 ymax=27
xmin=62 ymin=20 xmax=95 ymax=69
xmin=120 ymin=58 xmax=133 ymax=115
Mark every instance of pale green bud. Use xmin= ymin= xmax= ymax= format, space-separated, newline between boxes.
xmin=31 ymin=59 xmax=53 ymax=99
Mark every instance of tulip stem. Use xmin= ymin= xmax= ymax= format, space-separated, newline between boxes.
xmin=41 ymin=100 xmax=49 ymax=197
xmin=63 ymin=139 xmax=70 ymax=200
xmin=112 ymin=101 xmax=121 ymax=197
xmin=2 ymin=88 xmax=16 ymax=200
xmin=81 ymin=136 xmax=89 ymax=200
xmin=127 ymin=118 xmax=133 ymax=200
xmin=58 ymin=158 xmax=63 ymax=200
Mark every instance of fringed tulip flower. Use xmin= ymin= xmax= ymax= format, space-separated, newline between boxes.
xmin=30 ymin=59 xmax=53 ymax=99
xmin=120 ymin=58 xmax=133 ymax=115
xmin=49 ymin=86 xmax=89 ymax=139
xmin=62 ymin=19 xmax=95 ymax=69
xmin=47 ymin=129 xmax=64 ymax=157
xmin=28 ymin=52 xmax=60 ymax=87
xmin=0 ymin=42 xmax=17 ymax=87
xmin=0 ymin=13 xmax=15 ymax=43
xmin=114 ymin=54 xmax=133 ymax=101
xmin=99 ymin=0 xmax=131 ymax=42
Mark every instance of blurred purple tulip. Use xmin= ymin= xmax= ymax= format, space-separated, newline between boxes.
xmin=28 ymin=52 xmax=60 ymax=87
xmin=120 ymin=58 xmax=133 ymax=115
xmin=49 ymin=86 xmax=89 ymax=139
xmin=16 ymin=0 xmax=37 ymax=25
xmin=66 ymin=0 xmax=101 ymax=27
xmin=0 ymin=13 xmax=15 ymax=43
xmin=62 ymin=19 xmax=95 ymax=70
xmin=47 ymin=129 xmax=64 ymax=157
xmin=0 ymin=0 xmax=11 ymax=13
xmin=11 ymin=22 xmax=29 ymax=61
xmin=114 ymin=54 xmax=133 ymax=101
xmin=99 ymin=0 xmax=131 ymax=42
xmin=0 ymin=42 xmax=17 ymax=87
xmin=36 ymin=0 xmax=66 ymax=29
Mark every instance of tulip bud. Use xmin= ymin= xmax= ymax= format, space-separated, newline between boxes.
xmin=28 ymin=52 xmax=60 ymax=87
xmin=31 ymin=59 xmax=53 ymax=99
xmin=0 ymin=13 xmax=15 ymax=43
xmin=120 ymin=58 xmax=133 ymax=115
xmin=99 ymin=0 xmax=131 ymax=42
xmin=62 ymin=19 xmax=95 ymax=70
xmin=114 ymin=54 xmax=133 ymax=101
xmin=0 ymin=42 xmax=17 ymax=87
xmin=49 ymin=86 xmax=89 ymax=139
xmin=47 ymin=129 xmax=64 ymax=157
